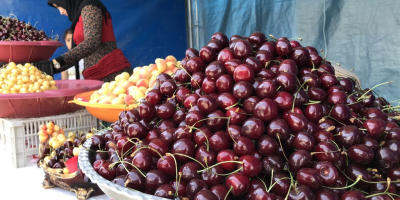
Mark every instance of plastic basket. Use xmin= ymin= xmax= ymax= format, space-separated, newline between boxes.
xmin=0 ymin=41 xmax=63 ymax=63
xmin=0 ymin=109 xmax=99 ymax=168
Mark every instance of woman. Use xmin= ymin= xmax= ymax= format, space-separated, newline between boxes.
xmin=61 ymin=29 xmax=84 ymax=80
xmin=48 ymin=0 xmax=132 ymax=82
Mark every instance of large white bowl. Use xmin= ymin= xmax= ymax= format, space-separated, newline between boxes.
xmin=78 ymin=133 xmax=169 ymax=200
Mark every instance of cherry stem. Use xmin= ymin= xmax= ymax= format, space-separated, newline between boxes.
xmin=357 ymin=81 xmax=393 ymax=101
xmin=115 ymin=160 xmax=146 ymax=178
xmin=270 ymin=169 xmax=274 ymax=190
xmin=190 ymin=117 xmax=230 ymax=130
xmin=173 ymin=152 xmax=206 ymax=168
xmin=284 ymin=183 xmax=292 ymax=200
xmin=224 ymin=186 xmax=233 ymax=200
xmin=276 ymin=134 xmax=289 ymax=161
xmin=212 ymin=167 xmax=243 ymax=176
xmin=197 ymin=161 xmax=243 ymax=173
xmin=189 ymin=126 xmax=210 ymax=151
xmin=114 ymin=149 xmax=130 ymax=174
xmin=324 ymin=175 xmax=362 ymax=189
xmin=225 ymin=101 xmax=242 ymax=110
xmin=256 ymin=176 xmax=269 ymax=191
xmin=267 ymin=177 xmax=292 ymax=193
xmin=366 ymin=192 xmax=399 ymax=199
xmin=166 ymin=153 xmax=179 ymax=184
xmin=311 ymin=150 xmax=340 ymax=155
xmin=175 ymin=172 xmax=182 ymax=197
xmin=226 ymin=117 xmax=238 ymax=145
xmin=292 ymin=79 xmax=311 ymax=112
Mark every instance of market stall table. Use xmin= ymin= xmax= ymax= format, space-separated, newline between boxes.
xmin=0 ymin=157 xmax=111 ymax=200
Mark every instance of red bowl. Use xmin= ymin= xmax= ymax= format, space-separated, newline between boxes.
xmin=0 ymin=80 xmax=103 ymax=119
xmin=0 ymin=41 xmax=63 ymax=63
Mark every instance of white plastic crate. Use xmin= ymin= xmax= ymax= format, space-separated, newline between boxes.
xmin=0 ymin=109 xmax=99 ymax=168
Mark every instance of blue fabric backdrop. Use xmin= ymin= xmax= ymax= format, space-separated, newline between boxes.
xmin=188 ymin=0 xmax=400 ymax=103
xmin=0 ymin=0 xmax=187 ymax=80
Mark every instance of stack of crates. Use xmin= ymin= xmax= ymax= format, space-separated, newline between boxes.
xmin=0 ymin=109 xmax=99 ymax=168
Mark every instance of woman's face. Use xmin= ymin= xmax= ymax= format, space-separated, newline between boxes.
xmin=53 ymin=4 xmax=68 ymax=16
xmin=65 ymin=33 xmax=72 ymax=50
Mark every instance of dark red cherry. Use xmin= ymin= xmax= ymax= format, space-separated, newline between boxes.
xmin=293 ymin=131 xmax=315 ymax=152
xmin=210 ymin=185 xmax=231 ymax=200
xmin=124 ymin=169 xmax=145 ymax=191
xmin=345 ymin=164 xmax=372 ymax=189
xmin=341 ymin=191 xmax=366 ymax=200
xmin=308 ymin=87 xmax=327 ymax=102
xmin=224 ymin=59 xmax=242 ymax=75
xmin=233 ymin=39 xmax=253 ymax=59
xmin=195 ymin=146 xmax=217 ymax=167
xmin=330 ymin=104 xmax=352 ymax=125
xmin=171 ymin=138 xmax=195 ymax=163
xmin=313 ymin=161 xmax=339 ymax=186
xmin=296 ymin=168 xmax=323 ymax=191
xmin=138 ymin=102 xmax=156 ymax=120
xmin=301 ymin=73 xmax=321 ymax=88
xmin=243 ymin=96 xmax=260 ymax=113
xmin=157 ymin=155 xmax=176 ymax=178
xmin=225 ymin=107 xmax=247 ymax=125
xmin=253 ymin=98 xmax=279 ymax=122
xmin=233 ymin=81 xmax=255 ymax=99
xmin=276 ymin=38 xmax=292 ymax=56
xmin=180 ymin=162 xmax=202 ymax=182
xmin=186 ymin=179 xmax=208 ymax=200
xmin=348 ymin=144 xmax=374 ymax=164
xmin=186 ymin=48 xmax=199 ymax=59
xmin=217 ymin=48 xmax=235 ymax=64
xmin=270 ymin=172 xmax=291 ymax=196
xmin=191 ymin=72 xmax=206 ymax=89
xmin=267 ymin=118 xmax=291 ymax=140
xmin=211 ymin=32 xmax=229 ymax=47
xmin=200 ymin=46 xmax=217 ymax=63
xmin=216 ymin=74 xmax=234 ymax=93
xmin=145 ymin=170 xmax=168 ymax=192
xmin=187 ymin=57 xmax=206 ymax=74
xmin=314 ymin=142 xmax=340 ymax=163
xmin=237 ymin=155 xmax=262 ymax=177
xmin=241 ymin=117 xmax=265 ymax=140
xmin=194 ymin=127 xmax=213 ymax=147
xmin=244 ymin=56 xmax=262 ymax=73
xmin=259 ymin=41 xmax=277 ymax=57
xmin=205 ymin=61 xmax=226 ymax=80
xmin=308 ymin=52 xmax=323 ymax=68
xmin=339 ymin=78 xmax=355 ymax=94
xmin=290 ymin=47 xmax=310 ymax=67
xmin=209 ymin=131 xmax=230 ymax=153
xmin=262 ymin=155 xmax=285 ymax=175
xmin=194 ymin=190 xmax=219 ymax=200
xmin=273 ymin=91 xmax=294 ymax=111
xmin=225 ymin=173 xmax=250 ymax=196
xmin=185 ymin=111 xmax=204 ymax=128
xmin=249 ymin=31 xmax=266 ymax=47
xmin=132 ymin=149 xmax=153 ymax=172
xmin=317 ymin=63 xmax=335 ymax=76
xmin=234 ymin=136 xmax=256 ymax=156
xmin=257 ymin=135 xmax=279 ymax=156
xmin=275 ymin=72 xmax=298 ymax=92
xmin=376 ymin=147 xmax=399 ymax=169
xmin=287 ymin=112 xmax=309 ymax=132
xmin=288 ymin=150 xmax=313 ymax=173
xmin=207 ymin=39 xmax=224 ymax=53
xmin=336 ymin=125 xmax=361 ymax=148
xmin=201 ymin=165 xmax=225 ymax=187
xmin=202 ymin=77 xmax=218 ymax=94
xmin=154 ymin=184 xmax=175 ymax=199
xmin=292 ymin=90 xmax=309 ymax=107
xmin=148 ymin=138 xmax=169 ymax=158
xmin=278 ymin=59 xmax=298 ymax=75
xmin=255 ymin=50 xmax=274 ymax=67
xmin=217 ymin=149 xmax=238 ymax=172
xmin=290 ymin=40 xmax=302 ymax=48
xmin=362 ymin=118 xmax=386 ymax=139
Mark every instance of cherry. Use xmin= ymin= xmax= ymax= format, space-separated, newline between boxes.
xmin=249 ymin=31 xmax=266 ymax=47
xmin=362 ymin=118 xmax=386 ymax=139
xmin=315 ymin=188 xmax=337 ymax=200
xmin=244 ymin=56 xmax=263 ymax=73
xmin=317 ymin=118 xmax=336 ymax=133
xmin=345 ymin=164 xmax=372 ymax=189
xmin=185 ymin=111 xmax=204 ymax=128
xmin=195 ymin=146 xmax=217 ymax=167
xmin=201 ymin=165 xmax=225 ymax=187
xmin=234 ymin=136 xmax=256 ymax=156
xmin=267 ymin=118 xmax=291 ymax=140
xmin=314 ymin=142 xmax=340 ymax=163
xmin=270 ymin=172 xmax=291 ymax=196
xmin=191 ymin=72 xmax=207 ymax=89
xmin=341 ymin=191 xmax=366 ymax=200
xmin=138 ymin=102 xmax=156 ymax=120
xmin=288 ymin=185 xmax=315 ymax=200
xmin=205 ymin=61 xmax=226 ymax=80
xmin=194 ymin=127 xmax=212 ymax=146
xmin=327 ymin=91 xmax=347 ymax=105
xmin=156 ymin=102 xmax=175 ymax=119
xmin=184 ymin=94 xmax=200 ymax=109
xmin=292 ymin=90 xmax=310 ymax=107
xmin=233 ymin=81 xmax=255 ymax=99
xmin=241 ymin=117 xmax=265 ymax=140
xmin=289 ymin=150 xmax=313 ymax=173
xmin=249 ymin=187 xmax=276 ymax=200
xmin=209 ymin=131 xmax=230 ymax=153
xmin=348 ymin=144 xmax=374 ymax=165
xmin=313 ymin=161 xmax=339 ymax=186
xmin=116 ymin=136 xmax=134 ymax=157
xmin=175 ymin=88 xmax=191 ymax=104
xmin=202 ymin=77 xmax=218 ymax=94
xmin=366 ymin=192 xmax=392 ymax=200
xmin=211 ymin=32 xmax=229 ymax=47
xmin=335 ymin=125 xmax=361 ymax=148
xmin=112 ymin=175 xmax=126 ymax=187
xmin=369 ymin=177 xmax=397 ymax=193
xmin=253 ymin=98 xmax=279 ymax=122
xmin=225 ymin=107 xmax=247 ymax=125
xmin=386 ymin=121 xmax=399 ymax=132
xmin=186 ymin=48 xmax=200 ymax=59
xmin=171 ymin=138 xmax=195 ymax=163
xmin=124 ymin=169 xmax=145 ymax=191
xmin=287 ymin=112 xmax=309 ymax=132
xmin=255 ymin=50 xmax=274 ymax=67
xmin=308 ymin=87 xmax=327 ymax=102
xmin=243 ymin=96 xmax=260 ymax=113
xmin=262 ymin=155 xmax=285 ymax=175
xmin=257 ymin=135 xmax=279 ymax=156
xmin=276 ymin=38 xmax=292 ymax=56
xmin=275 ymin=72 xmax=298 ymax=91
xmin=207 ymin=39 xmax=224 ymax=53
xmin=187 ymin=57 xmax=206 ymax=74
xmin=233 ymin=64 xmax=255 ymax=82
xmin=225 ymin=173 xmax=250 ymax=196
xmin=194 ymin=190 xmax=219 ymax=200
xmin=187 ymin=179 xmax=208 ymax=199
xmin=304 ymin=104 xmax=324 ymax=124
xmin=236 ymin=155 xmax=262 ymax=178
xmin=217 ymin=48 xmax=235 ymax=64
xmin=376 ymin=147 xmax=399 ymax=169
xmin=339 ymin=78 xmax=355 ymax=93
xmin=363 ymin=108 xmax=388 ymax=121
xmin=224 ymin=59 xmax=242 ymax=75
xmin=273 ymin=91 xmax=294 ymax=111
xmin=278 ymin=59 xmax=298 ymax=75
xmin=327 ymin=86 xmax=344 ymax=96
xmin=217 ymin=92 xmax=237 ymax=110
xmin=216 ymin=74 xmax=234 ymax=93
xmin=308 ymin=52 xmax=323 ymax=68
xmin=259 ymin=41 xmax=277 ymax=57
xmin=132 ymin=149 xmax=153 ymax=172
xmin=216 ymin=149 xmax=238 ymax=172
xmin=205 ymin=110 xmax=226 ymax=130
xmin=301 ymin=73 xmax=321 ymax=88
xmin=387 ymin=128 xmax=400 ymax=142
xmin=233 ymin=39 xmax=253 ymax=59
xmin=200 ymin=46 xmax=217 ymax=63
xmin=294 ymin=131 xmax=315 ymax=152
xmin=330 ymin=104 xmax=352 ymax=125
xmin=210 ymin=185 xmax=231 ymax=200
xmin=257 ymin=68 xmax=276 ymax=80
xmin=387 ymin=167 xmax=400 ymax=189
xmin=158 ymin=120 xmax=177 ymax=133
xmin=317 ymin=63 xmax=335 ymax=76
xmin=180 ymin=162 xmax=202 ymax=182
xmin=290 ymin=47 xmax=310 ymax=67
xmin=98 ymin=162 xmax=116 ymax=181
xmin=156 ymin=155 xmax=176 ymax=178
xmin=160 ymin=79 xmax=178 ymax=97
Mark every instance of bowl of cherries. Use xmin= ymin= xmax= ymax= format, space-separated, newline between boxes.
xmin=0 ymin=15 xmax=62 ymax=63
xmin=38 ymin=121 xmax=103 ymax=200
xmin=80 ymin=31 xmax=400 ymax=200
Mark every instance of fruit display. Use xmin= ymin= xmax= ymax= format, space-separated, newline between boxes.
xmin=89 ymin=56 xmax=179 ymax=106
xmin=0 ymin=62 xmax=58 ymax=94
xmin=0 ymin=15 xmax=54 ymax=41
xmin=84 ymin=31 xmax=400 ymax=200
xmin=39 ymin=121 xmax=93 ymax=174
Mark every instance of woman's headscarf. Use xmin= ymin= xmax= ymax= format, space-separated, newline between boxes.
xmin=47 ymin=0 xmax=110 ymax=30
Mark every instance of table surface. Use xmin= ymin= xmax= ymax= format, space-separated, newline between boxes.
xmin=0 ymin=156 xmax=111 ymax=200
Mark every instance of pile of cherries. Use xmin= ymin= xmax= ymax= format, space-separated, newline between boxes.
xmin=90 ymin=31 xmax=400 ymax=200
xmin=0 ymin=15 xmax=53 ymax=41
